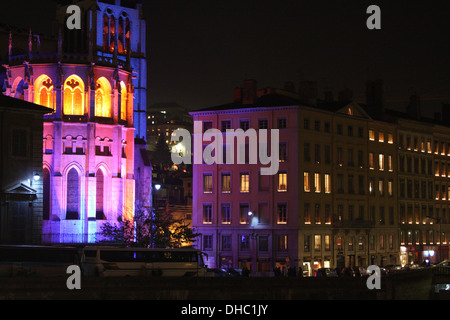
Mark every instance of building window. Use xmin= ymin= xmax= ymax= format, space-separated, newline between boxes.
xmin=34 ymin=76 xmax=54 ymax=111
xmin=279 ymin=143 xmax=287 ymax=162
xmin=278 ymin=172 xmax=287 ymax=192
xmin=379 ymin=154 xmax=384 ymax=171
xmin=369 ymin=129 xmax=375 ymax=141
xmin=203 ymin=174 xmax=213 ymax=193
xmin=304 ymin=203 xmax=311 ymax=224
xmin=258 ymin=119 xmax=268 ymax=129
xmin=240 ymin=235 xmax=250 ymax=251
xmin=379 ymin=131 xmax=384 ymax=142
xmin=240 ymin=173 xmax=249 ymax=193
xmin=240 ymin=204 xmax=250 ymax=224
xmin=203 ymin=235 xmax=213 ymax=251
xmin=120 ymin=81 xmax=128 ymax=120
xmin=118 ymin=14 xmax=131 ymax=54
xmin=221 ymin=204 xmax=231 ymax=224
xmin=203 ymin=204 xmax=213 ymax=224
xmin=277 ymin=203 xmax=287 ymax=224
xmin=63 ymin=75 xmax=85 ymax=116
xmin=314 ymin=173 xmax=321 ymax=193
xmin=221 ymin=235 xmax=232 ymax=251
xmin=324 ymin=174 xmax=331 ymax=194
xmin=103 ymin=12 xmax=116 ymax=52
xmin=314 ymin=235 xmax=321 ymax=251
xmin=66 ymin=168 xmax=80 ymax=220
xmin=388 ymin=133 xmax=394 ymax=144
xmin=240 ymin=120 xmax=250 ymax=130
xmin=221 ymin=120 xmax=231 ymax=132
xmin=96 ymin=169 xmax=106 ymax=220
xmin=369 ymin=152 xmax=374 ymax=169
xmin=304 ymin=172 xmax=311 ymax=192
xmin=221 ymin=173 xmax=231 ymax=193
xmin=278 ymin=118 xmax=287 ymax=129
xmin=278 ymin=235 xmax=288 ymax=251
xmin=95 ymin=77 xmax=112 ymax=118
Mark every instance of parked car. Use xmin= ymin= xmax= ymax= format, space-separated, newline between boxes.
xmin=226 ymin=268 xmax=243 ymax=277
xmin=434 ymin=260 xmax=450 ymax=267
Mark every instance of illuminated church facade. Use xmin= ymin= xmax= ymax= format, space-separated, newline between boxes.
xmin=2 ymin=0 xmax=149 ymax=243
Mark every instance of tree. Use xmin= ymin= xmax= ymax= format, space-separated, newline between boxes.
xmin=99 ymin=205 xmax=198 ymax=248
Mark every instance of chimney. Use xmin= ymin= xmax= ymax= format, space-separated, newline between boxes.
xmin=324 ymin=87 xmax=334 ymax=103
xmin=284 ymin=81 xmax=296 ymax=93
xmin=366 ymin=80 xmax=384 ymax=117
xmin=338 ymin=88 xmax=353 ymax=102
xmin=298 ymin=80 xmax=318 ymax=105
xmin=406 ymin=94 xmax=421 ymax=119
xmin=233 ymin=87 xmax=243 ymax=103
xmin=442 ymin=103 xmax=450 ymax=125
xmin=242 ymin=79 xmax=257 ymax=105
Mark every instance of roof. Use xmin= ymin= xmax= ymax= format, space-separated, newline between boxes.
xmin=0 ymin=94 xmax=53 ymax=114
xmin=191 ymin=93 xmax=302 ymax=113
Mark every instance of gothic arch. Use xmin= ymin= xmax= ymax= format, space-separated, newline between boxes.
xmin=62 ymin=162 xmax=85 ymax=220
xmin=34 ymin=74 xmax=54 ymax=111
xmin=63 ymin=74 xmax=85 ymax=116
xmin=95 ymin=77 xmax=112 ymax=118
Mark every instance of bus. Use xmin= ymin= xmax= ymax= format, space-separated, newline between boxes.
xmin=0 ymin=245 xmax=80 ymax=277
xmin=81 ymin=246 xmax=207 ymax=277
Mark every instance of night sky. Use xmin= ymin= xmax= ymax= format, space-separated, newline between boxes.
xmin=1 ymin=0 xmax=449 ymax=115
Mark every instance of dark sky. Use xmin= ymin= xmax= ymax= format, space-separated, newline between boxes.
xmin=1 ymin=0 xmax=449 ymax=115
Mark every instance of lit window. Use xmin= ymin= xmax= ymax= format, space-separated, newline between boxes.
xmin=324 ymin=173 xmax=331 ymax=194
xmin=378 ymin=132 xmax=384 ymax=143
xmin=278 ymin=172 xmax=287 ymax=192
xmin=203 ymin=204 xmax=212 ymax=224
xmin=388 ymin=180 xmax=393 ymax=196
xmin=277 ymin=204 xmax=287 ymax=224
xmin=34 ymin=75 xmax=54 ymax=112
xmin=369 ymin=129 xmax=375 ymax=141
xmin=240 ymin=173 xmax=249 ymax=193
xmin=95 ymin=77 xmax=112 ymax=118
xmin=63 ymin=75 xmax=85 ymax=116
xmin=369 ymin=153 xmax=374 ymax=170
xmin=388 ymin=155 xmax=393 ymax=172
xmin=379 ymin=179 xmax=384 ymax=196
xmin=387 ymin=133 xmax=394 ymax=144
xmin=203 ymin=174 xmax=212 ymax=193
xmin=221 ymin=173 xmax=231 ymax=193
xmin=314 ymin=173 xmax=321 ymax=193
xmin=314 ymin=235 xmax=321 ymax=251
xmin=221 ymin=204 xmax=231 ymax=224
xmin=120 ymin=81 xmax=127 ymax=120
xmin=304 ymin=172 xmax=310 ymax=192
xmin=379 ymin=154 xmax=384 ymax=171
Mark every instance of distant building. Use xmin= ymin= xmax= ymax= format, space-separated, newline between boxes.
xmin=0 ymin=95 xmax=52 ymax=244
xmin=190 ymin=79 xmax=450 ymax=275
xmin=147 ymin=103 xmax=193 ymax=154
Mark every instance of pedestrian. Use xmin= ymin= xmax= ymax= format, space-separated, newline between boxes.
xmin=298 ymin=266 xmax=303 ymax=277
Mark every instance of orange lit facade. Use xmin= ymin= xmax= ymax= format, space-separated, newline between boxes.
xmin=1 ymin=0 xmax=149 ymax=243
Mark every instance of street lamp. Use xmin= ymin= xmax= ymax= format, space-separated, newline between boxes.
xmin=426 ymin=215 xmax=442 ymax=263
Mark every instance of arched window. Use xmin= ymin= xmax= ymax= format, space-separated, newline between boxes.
xmin=95 ymin=77 xmax=112 ymax=118
xmin=34 ymin=75 xmax=54 ymax=111
xmin=103 ymin=9 xmax=117 ymax=53
xmin=63 ymin=75 xmax=85 ymax=116
xmin=12 ymin=77 xmax=24 ymax=100
xmin=66 ymin=168 xmax=80 ymax=220
xmin=43 ymin=168 xmax=51 ymax=220
xmin=120 ymin=81 xmax=127 ymax=120
xmin=118 ymin=13 xmax=130 ymax=54
xmin=96 ymin=169 xmax=106 ymax=220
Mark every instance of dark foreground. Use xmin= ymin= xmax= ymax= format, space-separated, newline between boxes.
xmin=0 ymin=269 xmax=448 ymax=300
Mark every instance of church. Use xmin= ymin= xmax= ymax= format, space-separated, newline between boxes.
xmin=1 ymin=0 xmax=150 ymax=243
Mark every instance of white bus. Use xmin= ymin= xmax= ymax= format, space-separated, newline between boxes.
xmin=81 ymin=246 xmax=207 ymax=277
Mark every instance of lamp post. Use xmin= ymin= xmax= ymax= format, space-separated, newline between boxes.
xmin=248 ymin=210 xmax=259 ymax=275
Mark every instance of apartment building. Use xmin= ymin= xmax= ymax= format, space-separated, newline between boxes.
xmin=190 ymin=80 xmax=449 ymax=274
